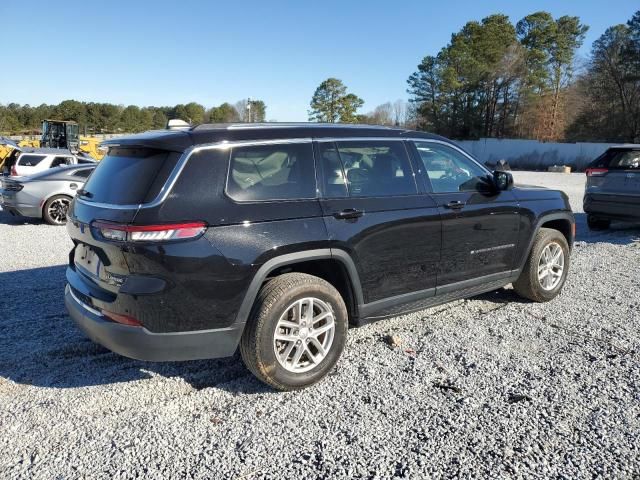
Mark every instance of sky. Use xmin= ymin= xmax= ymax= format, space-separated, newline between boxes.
xmin=0 ymin=0 xmax=637 ymax=121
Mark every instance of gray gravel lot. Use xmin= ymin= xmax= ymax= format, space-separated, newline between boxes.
xmin=1 ymin=172 xmax=639 ymax=479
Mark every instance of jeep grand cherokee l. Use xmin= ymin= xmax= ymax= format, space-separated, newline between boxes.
xmin=64 ymin=123 xmax=574 ymax=390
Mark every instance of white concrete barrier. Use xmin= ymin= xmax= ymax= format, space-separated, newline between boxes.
xmin=455 ymin=138 xmax=640 ymax=171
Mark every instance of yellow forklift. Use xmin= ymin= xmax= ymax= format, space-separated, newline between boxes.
xmin=40 ymin=120 xmax=105 ymax=159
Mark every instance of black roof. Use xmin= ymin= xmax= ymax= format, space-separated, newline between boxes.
xmin=100 ymin=123 xmax=449 ymax=152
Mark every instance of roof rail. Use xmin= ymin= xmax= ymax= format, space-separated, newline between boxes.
xmin=192 ymin=122 xmax=398 ymax=131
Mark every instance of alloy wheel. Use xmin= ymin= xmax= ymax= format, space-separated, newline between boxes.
xmin=273 ymin=297 xmax=336 ymax=373
xmin=47 ymin=198 xmax=71 ymax=224
xmin=537 ymin=242 xmax=564 ymax=291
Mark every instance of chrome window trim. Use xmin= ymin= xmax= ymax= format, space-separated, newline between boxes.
xmin=76 ymin=136 xmax=488 ymax=211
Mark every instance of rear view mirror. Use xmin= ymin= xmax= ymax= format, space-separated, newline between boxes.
xmin=493 ymin=170 xmax=513 ymax=191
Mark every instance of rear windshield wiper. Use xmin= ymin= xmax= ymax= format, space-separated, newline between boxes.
xmin=76 ymin=189 xmax=93 ymax=198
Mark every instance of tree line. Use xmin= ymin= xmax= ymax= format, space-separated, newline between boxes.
xmin=405 ymin=10 xmax=640 ymax=142
xmin=0 ymin=99 xmax=267 ymax=135
xmin=308 ymin=10 xmax=640 ymax=143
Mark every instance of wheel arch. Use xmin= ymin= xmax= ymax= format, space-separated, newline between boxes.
xmin=516 ymin=211 xmax=575 ymax=272
xmin=234 ymin=249 xmax=363 ymax=327
xmin=41 ymin=192 xmax=73 ymax=218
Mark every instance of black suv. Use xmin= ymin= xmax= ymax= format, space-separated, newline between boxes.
xmin=64 ymin=124 xmax=574 ymax=390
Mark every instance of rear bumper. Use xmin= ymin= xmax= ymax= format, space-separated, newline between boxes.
xmin=583 ymin=193 xmax=640 ymax=222
xmin=65 ymin=284 xmax=244 ymax=361
xmin=0 ymin=192 xmax=41 ymax=218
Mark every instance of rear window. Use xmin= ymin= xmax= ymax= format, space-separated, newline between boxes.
xmin=18 ymin=154 xmax=46 ymax=166
xmin=590 ymin=149 xmax=640 ymax=170
xmin=81 ymin=147 xmax=180 ymax=205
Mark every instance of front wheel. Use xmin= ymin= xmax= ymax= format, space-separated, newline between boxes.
xmin=513 ymin=228 xmax=570 ymax=302
xmin=240 ymin=273 xmax=348 ymax=391
xmin=43 ymin=195 xmax=72 ymax=225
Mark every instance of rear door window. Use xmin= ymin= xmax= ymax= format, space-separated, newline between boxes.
xmin=333 ymin=141 xmax=416 ymax=197
xmin=80 ymin=147 xmax=180 ymax=205
xmin=226 ymin=142 xmax=316 ymax=201
xmin=18 ymin=154 xmax=46 ymax=166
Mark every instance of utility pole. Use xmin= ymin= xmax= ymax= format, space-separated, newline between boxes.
xmin=246 ymin=97 xmax=252 ymax=123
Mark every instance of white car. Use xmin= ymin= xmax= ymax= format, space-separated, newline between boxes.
xmin=9 ymin=148 xmax=96 ymax=177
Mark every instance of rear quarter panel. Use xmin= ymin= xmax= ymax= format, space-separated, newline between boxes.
xmin=127 ymin=148 xmax=329 ymax=332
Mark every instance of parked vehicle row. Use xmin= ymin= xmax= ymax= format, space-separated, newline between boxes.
xmin=0 ymin=147 xmax=97 ymax=224
xmin=63 ymin=123 xmax=575 ymax=390
xmin=3 ymin=147 xmax=95 ymax=177
xmin=0 ymin=164 xmax=96 ymax=224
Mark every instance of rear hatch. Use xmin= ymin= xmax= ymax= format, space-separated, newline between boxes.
xmin=67 ymin=146 xmax=184 ymax=294
xmin=586 ymin=148 xmax=640 ymax=197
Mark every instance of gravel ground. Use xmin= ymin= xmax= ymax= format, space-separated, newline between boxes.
xmin=1 ymin=172 xmax=639 ymax=479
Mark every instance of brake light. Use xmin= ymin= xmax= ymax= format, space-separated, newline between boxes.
xmin=10 ymin=165 xmax=17 ymax=176
xmin=101 ymin=309 xmax=142 ymax=327
xmin=92 ymin=221 xmax=206 ymax=242
xmin=586 ymin=168 xmax=608 ymax=176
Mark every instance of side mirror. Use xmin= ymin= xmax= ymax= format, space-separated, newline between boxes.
xmin=493 ymin=170 xmax=513 ymax=191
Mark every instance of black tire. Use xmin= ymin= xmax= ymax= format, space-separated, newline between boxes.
xmin=587 ymin=214 xmax=610 ymax=231
xmin=42 ymin=195 xmax=72 ymax=225
xmin=240 ymin=273 xmax=348 ymax=391
xmin=513 ymin=228 xmax=570 ymax=302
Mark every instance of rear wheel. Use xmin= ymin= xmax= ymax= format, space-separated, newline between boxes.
xmin=513 ymin=228 xmax=570 ymax=302
xmin=240 ymin=273 xmax=348 ymax=391
xmin=43 ymin=195 xmax=72 ymax=225
xmin=587 ymin=215 xmax=610 ymax=231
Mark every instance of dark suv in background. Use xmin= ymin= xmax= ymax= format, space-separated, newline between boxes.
xmin=64 ymin=124 xmax=574 ymax=390
xmin=584 ymin=146 xmax=640 ymax=230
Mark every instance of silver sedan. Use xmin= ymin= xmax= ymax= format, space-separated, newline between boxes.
xmin=0 ymin=165 xmax=95 ymax=225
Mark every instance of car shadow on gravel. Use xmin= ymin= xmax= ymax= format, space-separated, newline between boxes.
xmin=0 ymin=265 xmax=270 ymax=394
xmin=472 ymin=287 xmax=533 ymax=305
xmin=574 ymin=213 xmax=640 ymax=245
xmin=0 ymin=208 xmax=44 ymax=225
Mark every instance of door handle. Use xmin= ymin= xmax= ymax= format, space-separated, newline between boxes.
xmin=333 ymin=208 xmax=364 ymax=220
xmin=444 ymin=200 xmax=465 ymax=210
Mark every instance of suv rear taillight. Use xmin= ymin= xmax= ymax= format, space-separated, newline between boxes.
xmin=586 ymin=168 xmax=608 ymax=176
xmin=92 ymin=221 xmax=207 ymax=243
xmin=101 ymin=309 xmax=142 ymax=327
xmin=10 ymin=165 xmax=17 ymax=176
